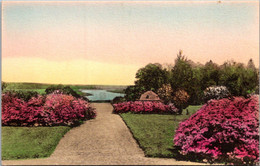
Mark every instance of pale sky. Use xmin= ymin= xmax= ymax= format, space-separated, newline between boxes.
xmin=2 ymin=1 xmax=259 ymax=85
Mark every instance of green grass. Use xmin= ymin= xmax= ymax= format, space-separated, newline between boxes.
xmin=120 ymin=105 xmax=202 ymax=158
xmin=4 ymin=89 xmax=46 ymax=95
xmin=5 ymin=82 xmax=50 ymax=90
xmin=2 ymin=126 xmax=71 ymax=160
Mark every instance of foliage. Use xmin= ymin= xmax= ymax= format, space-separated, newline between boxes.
xmin=173 ymin=89 xmax=190 ymax=114
xmin=125 ymin=51 xmax=258 ymax=105
xmin=120 ymin=105 xmax=202 ymax=158
xmin=3 ymin=90 xmax=40 ymax=102
xmin=45 ymin=85 xmax=81 ymax=98
xmin=201 ymin=60 xmax=220 ymax=90
xmin=2 ymin=126 xmax=70 ymax=160
xmin=203 ymin=86 xmax=230 ymax=102
xmin=124 ymin=85 xmax=145 ymax=101
xmin=219 ymin=61 xmax=259 ymax=97
xmin=170 ymin=51 xmax=193 ymax=91
xmin=113 ymin=101 xmax=178 ymax=114
xmin=135 ymin=63 xmax=169 ymax=92
xmin=4 ymin=82 xmax=50 ymax=90
xmin=174 ymin=96 xmax=259 ymax=164
xmin=2 ymin=92 xmax=96 ymax=126
xmin=157 ymin=84 xmax=173 ymax=104
xmin=2 ymin=81 xmax=8 ymax=90
xmin=247 ymin=58 xmax=256 ymax=70
xmin=43 ymin=93 xmax=96 ymax=126
xmin=2 ymin=92 xmax=46 ymax=126
xmin=111 ymin=96 xmax=126 ymax=104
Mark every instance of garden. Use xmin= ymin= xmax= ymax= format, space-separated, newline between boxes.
xmin=113 ymin=51 xmax=259 ymax=165
xmin=1 ymin=51 xmax=259 ymax=165
xmin=1 ymin=84 xmax=96 ymax=160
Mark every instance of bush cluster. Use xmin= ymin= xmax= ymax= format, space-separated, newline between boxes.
xmin=2 ymin=92 xmax=96 ymax=127
xmin=113 ymin=101 xmax=178 ymax=114
xmin=45 ymin=85 xmax=89 ymax=101
xmin=203 ymin=86 xmax=230 ymax=102
xmin=173 ymin=95 xmax=259 ymax=164
xmin=45 ymin=85 xmax=79 ymax=97
xmin=3 ymin=90 xmax=39 ymax=102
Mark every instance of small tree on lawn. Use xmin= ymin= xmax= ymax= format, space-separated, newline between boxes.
xmin=157 ymin=84 xmax=173 ymax=104
xmin=173 ymin=89 xmax=190 ymax=114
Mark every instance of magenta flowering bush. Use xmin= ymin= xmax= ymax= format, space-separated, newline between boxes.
xmin=113 ymin=101 xmax=178 ymax=114
xmin=2 ymin=92 xmax=96 ymax=126
xmin=43 ymin=93 xmax=96 ymax=126
xmin=2 ymin=92 xmax=45 ymax=126
xmin=174 ymin=95 xmax=259 ymax=164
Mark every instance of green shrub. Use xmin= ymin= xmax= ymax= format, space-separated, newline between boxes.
xmin=2 ymin=81 xmax=8 ymax=91
xmin=111 ymin=96 xmax=126 ymax=104
xmin=45 ymin=85 xmax=81 ymax=98
xmin=4 ymin=90 xmax=39 ymax=102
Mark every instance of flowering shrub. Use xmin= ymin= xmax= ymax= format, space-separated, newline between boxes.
xmin=174 ymin=95 xmax=259 ymax=164
xmin=113 ymin=101 xmax=178 ymax=114
xmin=43 ymin=93 xmax=96 ymax=126
xmin=157 ymin=84 xmax=173 ymax=104
xmin=2 ymin=92 xmax=45 ymax=126
xmin=204 ymin=86 xmax=230 ymax=102
xmin=173 ymin=89 xmax=190 ymax=114
xmin=2 ymin=92 xmax=96 ymax=126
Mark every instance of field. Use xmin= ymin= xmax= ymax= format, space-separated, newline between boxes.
xmin=3 ymin=82 xmax=127 ymax=95
xmin=120 ymin=105 xmax=202 ymax=159
xmin=2 ymin=126 xmax=71 ymax=160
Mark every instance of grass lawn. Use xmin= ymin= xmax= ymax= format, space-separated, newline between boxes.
xmin=120 ymin=105 xmax=202 ymax=158
xmin=2 ymin=126 xmax=71 ymax=160
xmin=4 ymin=89 xmax=46 ymax=95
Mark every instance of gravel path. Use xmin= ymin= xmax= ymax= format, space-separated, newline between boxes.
xmin=2 ymin=103 xmax=207 ymax=165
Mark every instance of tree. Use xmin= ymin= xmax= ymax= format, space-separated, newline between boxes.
xmin=135 ymin=63 xmax=169 ymax=92
xmin=201 ymin=60 xmax=220 ymax=90
xmin=170 ymin=50 xmax=198 ymax=104
xmin=247 ymin=58 xmax=256 ymax=70
xmin=170 ymin=50 xmax=193 ymax=91
xmin=219 ymin=61 xmax=258 ymax=97
xmin=157 ymin=84 xmax=173 ymax=104
xmin=124 ymin=85 xmax=145 ymax=101
xmin=173 ymin=89 xmax=190 ymax=114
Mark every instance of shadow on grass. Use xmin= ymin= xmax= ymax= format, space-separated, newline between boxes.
xmin=166 ymin=147 xmax=208 ymax=164
xmin=167 ymin=147 xmax=237 ymax=165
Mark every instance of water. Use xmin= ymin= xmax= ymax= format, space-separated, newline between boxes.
xmin=81 ymin=89 xmax=125 ymax=101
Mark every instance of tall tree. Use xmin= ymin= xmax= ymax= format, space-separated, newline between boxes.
xmin=135 ymin=63 xmax=169 ymax=92
xmin=170 ymin=50 xmax=193 ymax=91
xmin=247 ymin=58 xmax=256 ymax=70
xmin=201 ymin=60 xmax=220 ymax=90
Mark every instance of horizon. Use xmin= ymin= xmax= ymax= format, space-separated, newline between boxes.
xmin=2 ymin=1 xmax=259 ymax=85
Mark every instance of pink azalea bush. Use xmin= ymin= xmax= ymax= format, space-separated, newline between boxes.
xmin=2 ymin=92 xmax=96 ymax=126
xmin=174 ymin=95 xmax=259 ymax=164
xmin=2 ymin=92 xmax=46 ymax=126
xmin=113 ymin=101 xmax=178 ymax=114
xmin=43 ymin=93 xmax=96 ymax=126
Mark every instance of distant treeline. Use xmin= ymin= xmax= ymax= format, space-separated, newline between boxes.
xmin=124 ymin=51 xmax=259 ymax=105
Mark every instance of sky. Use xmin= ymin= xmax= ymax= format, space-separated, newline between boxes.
xmin=2 ymin=1 xmax=259 ymax=85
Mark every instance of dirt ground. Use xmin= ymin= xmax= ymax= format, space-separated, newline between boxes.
xmin=2 ymin=103 xmax=208 ymax=165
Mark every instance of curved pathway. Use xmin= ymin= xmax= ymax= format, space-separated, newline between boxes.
xmin=2 ymin=103 xmax=207 ymax=165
